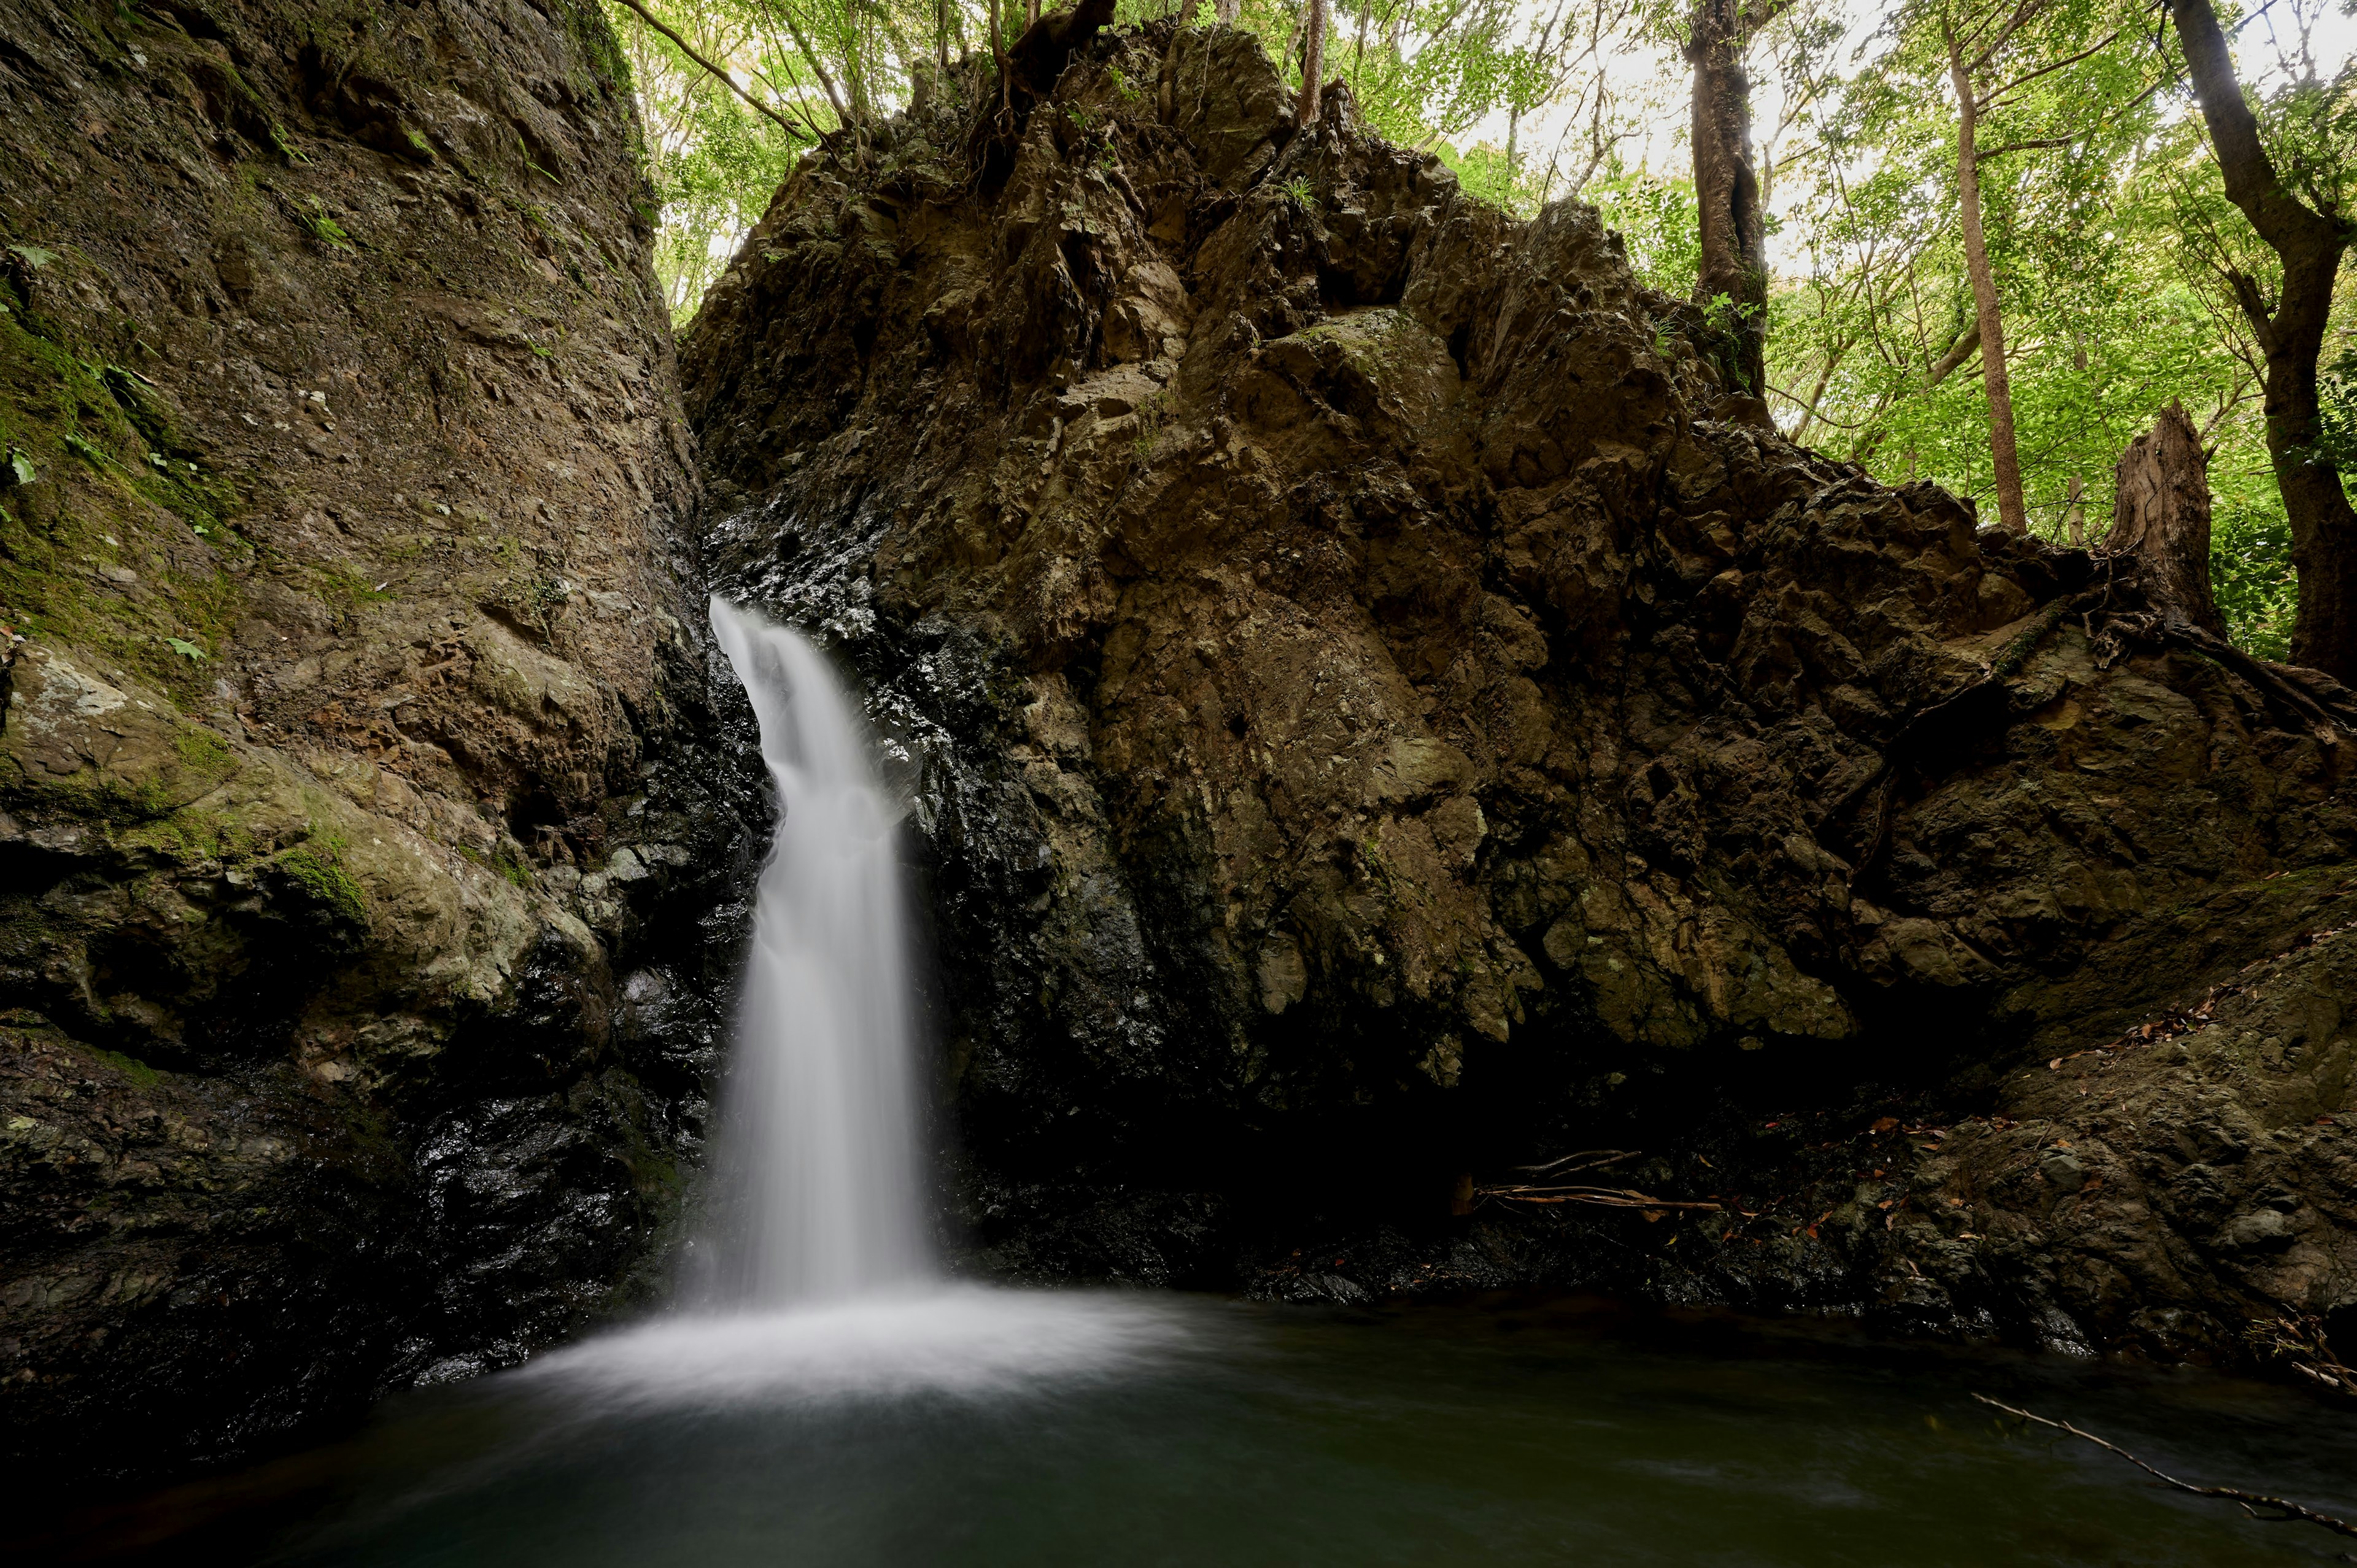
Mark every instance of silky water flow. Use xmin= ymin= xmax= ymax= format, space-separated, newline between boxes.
xmin=702 ymin=597 xmax=929 ymax=1305
xmin=513 ymin=599 xmax=1188 ymax=1413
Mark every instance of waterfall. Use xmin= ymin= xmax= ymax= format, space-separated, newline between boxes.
xmin=522 ymin=600 xmax=1185 ymax=1410
xmin=703 ymin=597 xmax=931 ymax=1305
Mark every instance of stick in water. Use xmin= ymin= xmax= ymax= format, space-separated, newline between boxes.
xmin=1972 ymin=1394 xmax=2357 ymax=1540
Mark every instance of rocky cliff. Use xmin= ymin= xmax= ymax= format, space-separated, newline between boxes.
xmin=0 ymin=0 xmax=758 ymax=1483
xmin=683 ymin=25 xmax=2357 ymax=1367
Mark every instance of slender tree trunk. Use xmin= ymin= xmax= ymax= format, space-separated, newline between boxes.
xmin=1298 ymin=0 xmax=1326 ymax=124
xmin=1215 ymin=0 xmax=1237 ymax=21
xmin=1026 ymin=0 xmax=1041 ymax=26
xmin=1177 ymin=0 xmax=1198 ymax=25
xmin=2107 ymin=402 xmax=2226 ymax=635
xmin=775 ymin=7 xmax=853 ymax=126
xmin=1686 ymin=0 xmax=1770 ymax=410
xmin=2064 ymin=339 xmax=2089 ymax=543
xmin=1945 ymin=25 xmax=2029 ymax=533
xmin=2170 ymin=0 xmax=2357 ymax=677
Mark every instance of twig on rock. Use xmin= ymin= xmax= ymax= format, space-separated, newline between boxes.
xmin=1971 ymin=1393 xmax=2357 ymax=1540
xmin=1476 ymin=1183 xmax=1722 ymax=1213
xmin=1514 ymin=1149 xmax=1639 ymax=1180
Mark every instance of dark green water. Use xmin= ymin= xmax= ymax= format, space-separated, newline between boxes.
xmin=30 ymin=1290 xmax=2357 ymax=1566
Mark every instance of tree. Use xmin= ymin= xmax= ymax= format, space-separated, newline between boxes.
xmin=2169 ymin=0 xmax=2357 ymax=678
xmin=1935 ymin=0 xmax=2130 ymax=533
xmin=1299 ymin=0 xmax=1328 ymax=122
xmin=2108 ymin=401 xmax=2226 ymax=635
xmin=1686 ymin=0 xmax=1784 ymax=409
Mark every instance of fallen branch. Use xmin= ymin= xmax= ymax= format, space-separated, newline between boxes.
xmin=1514 ymin=1149 xmax=1639 ymax=1180
xmin=1972 ymin=1394 xmax=2357 ymax=1539
xmin=1476 ymin=1183 xmax=1722 ymax=1212
xmin=2249 ymin=1315 xmax=2357 ymax=1401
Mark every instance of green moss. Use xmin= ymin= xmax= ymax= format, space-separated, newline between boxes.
xmin=457 ymin=839 xmax=533 ymax=888
xmin=492 ymin=839 xmax=534 ymax=889
xmin=559 ymin=0 xmax=633 ymax=97
xmin=277 ymin=835 xmax=371 ymax=930
xmin=173 ymin=727 xmax=231 ymax=773
xmin=79 ymin=1044 xmax=163 ymax=1089
xmin=0 ymin=291 xmax=245 ymax=701
xmin=316 ymin=563 xmax=393 ymax=612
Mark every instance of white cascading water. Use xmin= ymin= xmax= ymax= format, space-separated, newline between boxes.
xmin=703 ymin=597 xmax=931 ymax=1304
xmin=524 ymin=597 xmax=1185 ymax=1410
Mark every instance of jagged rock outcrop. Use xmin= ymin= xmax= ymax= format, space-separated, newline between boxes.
xmin=683 ymin=25 xmax=2357 ymax=1365
xmin=0 ymin=0 xmax=758 ymax=1482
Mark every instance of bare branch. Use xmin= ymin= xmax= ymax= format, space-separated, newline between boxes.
xmin=610 ymin=0 xmax=808 ymax=141
xmin=1972 ymin=1395 xmax=2357 ymax=1540
xmin=1976 ymin=134 xmax=2075 ymax=160
xmin=1979 ymin=26 xmax=2124 ymax=108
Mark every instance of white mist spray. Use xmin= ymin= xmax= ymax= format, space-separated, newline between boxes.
xmin=703 ymin=597 xmax=931 ymax=1305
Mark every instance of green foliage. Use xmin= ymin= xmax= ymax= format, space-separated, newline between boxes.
xmin=1587 ymin=160 xmax=1700 ymax=295
xmin=1760 ymin=0 xmax=2354 ymax=655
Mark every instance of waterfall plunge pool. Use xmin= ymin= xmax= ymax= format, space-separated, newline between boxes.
xmin=34 ymin=1287 xmax=2357 ymax=1567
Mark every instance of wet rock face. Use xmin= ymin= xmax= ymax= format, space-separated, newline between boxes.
xmin=685 ymin=26 xmax=2357 ymax=1353
xmin=0 ymin=0 xmax=759 ymax=1480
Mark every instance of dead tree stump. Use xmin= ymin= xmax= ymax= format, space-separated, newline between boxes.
xmin=2105 ymin=401 xmax=2226 ymax=636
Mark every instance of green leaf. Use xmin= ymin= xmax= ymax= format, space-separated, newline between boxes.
xmin=166 ymin=637 xmax=207 ymax=662
xmin=5 ymin=449 xmax=32 ymax=486
xmin=6 ymin=245 xmax=57 ymax=269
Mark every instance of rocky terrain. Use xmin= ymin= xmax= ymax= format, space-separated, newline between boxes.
xmin=8 ymin=0 xmax=2356 ymax=1492
xmin=0 ymin=0 xmax=760 ymax=1485
xmin=683 ymin=24 xmax=2357 ymax=1368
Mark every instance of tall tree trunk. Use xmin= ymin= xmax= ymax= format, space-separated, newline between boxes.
xmin=1945 ymin=25 xmax=2029 ymax=534
xmin=2170 ymin=0 xmax=2357 ymax=678
xmin=1215 ymin=0 xmax=1237 ymax=21
xmin=2065 ymin=339 xmax=2089 ymax=543
xmin=1298 ymin=0 xmax=1326 ymax=124
xmin=1177 ymin=0 xmax=1199 ymax=25
xmin=1686 ymin=0 xmax=1770 ymax=410
xmin=2107 ymin=402 xmax=2226 ymax=636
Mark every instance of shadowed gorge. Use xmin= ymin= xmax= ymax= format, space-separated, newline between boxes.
xmin=2 ymin=0 xmax=2356 ymax=1521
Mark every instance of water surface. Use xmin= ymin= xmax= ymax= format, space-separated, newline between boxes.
xmin=38 ymin=1289 xmax=2357 ymax=1567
